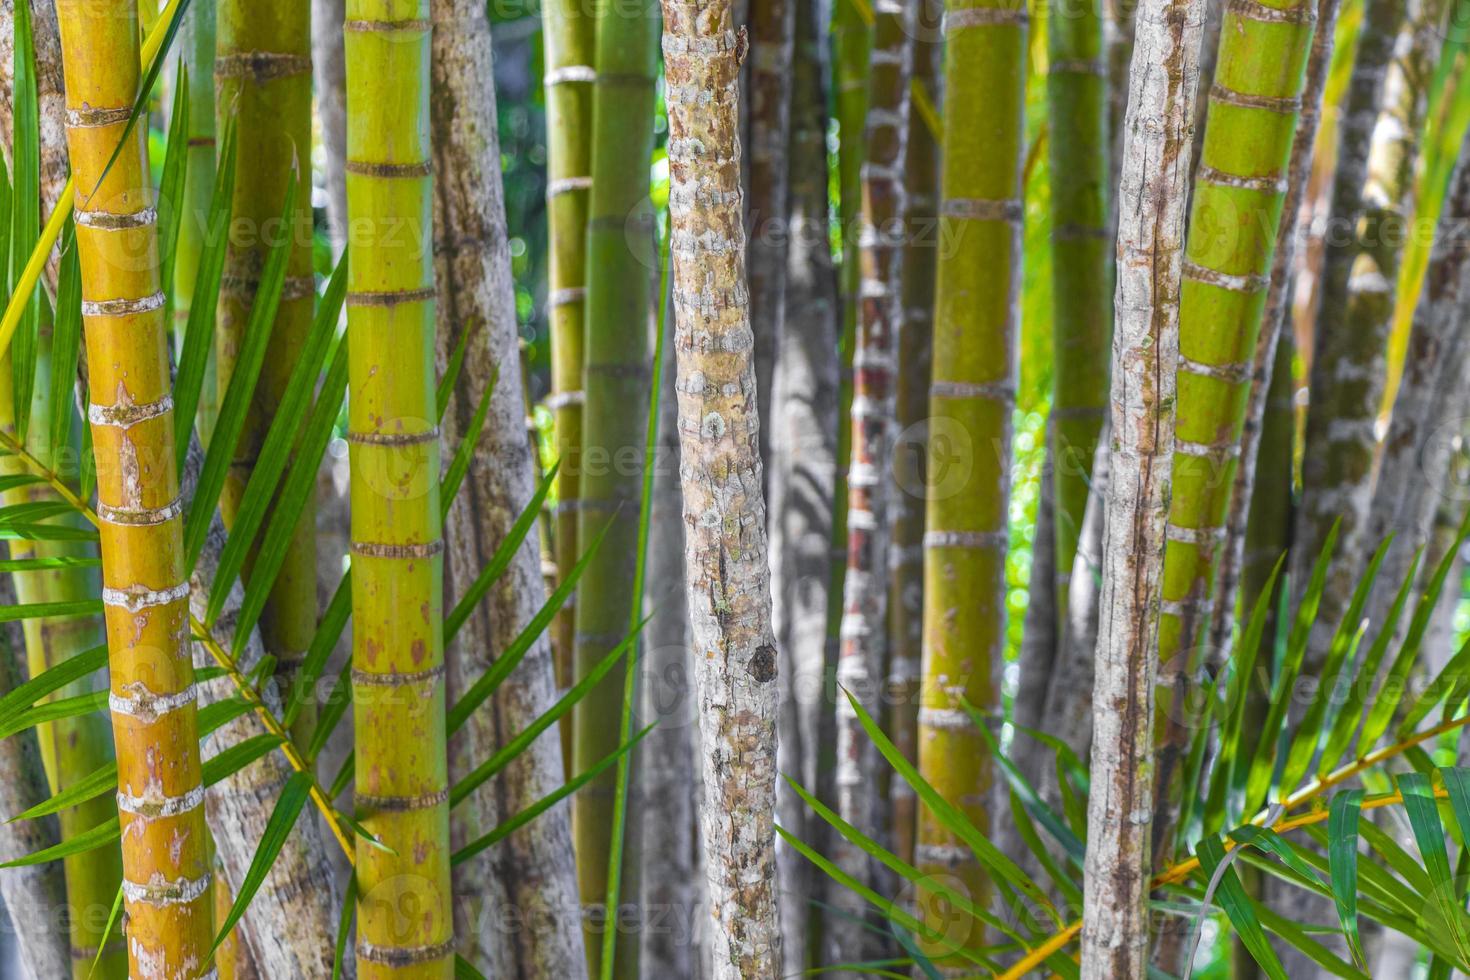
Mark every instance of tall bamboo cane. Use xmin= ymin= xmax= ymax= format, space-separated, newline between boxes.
xmin=543 ymin=0 xmax=595 ymax=717
xmin=55 ymin=0 xmax=211 ymax=972
xmin=661 ymin=0 xmax=783 ymax=971
xmin=915 ymin=0 xmax=1027 ymax=956
xmin=215 ymin=0 xmax=317 ymax=745
xmin=1154 ymin=0 xmax=1315 ymax=851
xmin=172 ymin=0 xmax=216 ymax=446
xmin=344 ymin=2 xmax=453 ymax=974
xmin=572 ymin=0 xmax=658 ymax=970
xmin=0 ymin=350 xmax=124 ymax=978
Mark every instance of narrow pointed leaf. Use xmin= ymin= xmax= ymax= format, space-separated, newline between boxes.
xmin=202 ymin=734 xmax=283 ymax=787
xmin=440 ymin=364 xmax=499 ymax=519
xmin=210 ymin=770 xmax=312 ymax=956
xmin=1401 ymin=772 xmax=1470 ymax=963
xmin=8 ymin=759 xmax=115 ymax=822
xmin=0 ymin=642 xmax=105 ymax=724
xmin=0 ymin=815 xmax=118 ymax=867
xmin=1196 ymin=834 xmax=1288 ymax=980
xmin=0 ymin=689 xmax=107 ymax=739
xmin=48 ymin=236 xmax=81 ymax=456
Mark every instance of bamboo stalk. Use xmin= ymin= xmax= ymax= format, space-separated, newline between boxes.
xmin=215 ymin=0 xmax=318 ymax=746
xmin=311 ymin=0 xmax=347 ymax=252
xmin=55 ymin=0 xmax=212 ymax=972
xmin=343 ymin=2 xmax=454 ymax=974
xmin=832 ymin=0 xmax=913 ymax=957
xmin=572 ymin=0 xmax=658 ymax=969
xmin=1047 ymin=0 xmax=1110 ymax=627
xmin=542 ymin=0 xmax=594 ymax=729
xmin=0 ymin=348 xmax=124 ymax=978
xmin=660 ymin=1 xmax=783 ymax=971
xmin=1078 ymin=0 xmax=1201 ymax=967
xmin=171 ymin=0 xmax=217 ymax=446
xmin=1154 ymin=0 xmax=1316 ymax=856
xmin=430 ymin=1 xmax=586 ymax=973
xmin=915 ymin=0 xmax=1027 ymax=958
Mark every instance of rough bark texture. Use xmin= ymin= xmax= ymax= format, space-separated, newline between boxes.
xmin=0 ymin=0 xmax=67 ymax=287
xmin=743 ymin=0 xmax=794 ymax=474
xmin=57 ymin=1 xmax=214 ymax=972
xmin=1078 ymin=0 xmax=1201 ymax=970
xmin=641 ymin=287 xmax=703 ymax=978
xmin=1293 ymin=0 xmax=1405 ymax=668
xmin=0 ymin=594 xmax=71 ymax=980
xmin=660 ymin=2 xmax=783 ymax=972
xmin=831 ymin=0 xmax=914 ymax=957
xmin=768 ymin=0 xmax=840 ymax=967
xmin=429 ymin=5 xmax=586 ymax=976
xmin=310 ymin=0 xmax=348 ymax=252
xmin=914 ymin=0 xmax=1026 ymax=960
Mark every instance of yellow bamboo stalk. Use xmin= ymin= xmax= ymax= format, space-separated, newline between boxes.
xmin=54 ymin=0 xmax=211 ymax=973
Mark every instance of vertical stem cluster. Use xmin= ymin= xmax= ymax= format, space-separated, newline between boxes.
xmin=215 ymin=0 xmax=317 ymax=742
xmin=56 ymin=0 xmax=212 ymax=973
xmin=1047 ymin=0 xmax=1111 ymax=624
xmin=832 ymin=0 xmax=912 ymax=952
xmin=542 ymin=0 xmax=594 ymax=712
xmin=916 ymin=0 xmax=1026 ymax=955
xmin=660 ymin=0 xmax=783 ymax=972
xmin=1155 ymin=0 xmax=1315 ymax=848
xmin=1079 ymin=0 xmax=1201 ymax=970
xmin=573 ymin=0 xmax=658 ymax=969
xmin=344 ymin=2 xmax=453 ymax=974
xmin=887 ymin=0 xmax=941 ymax=873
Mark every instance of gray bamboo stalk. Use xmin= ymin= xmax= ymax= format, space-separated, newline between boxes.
xmin=744 ymin=0 xmax=794 ymax=473
xmin=1361 ymin=138 xmax=1470 ymax=659
xmin=769 ymin=0 xmax=840 ymax=964
xmin=1293 ymin=0 xmax=1406 ymax=667
xmin=641 ymin=280 xmax=702 ymax=978
xmin=1207 ymin=0 xmax=1342 ymax=660
xmin=1079 ymin=0 xmax=1202 ymax=970
xmin=0 ymin=589 xmax=69 ymax=980
xmin=661 ymin=1 xmax=783 ymax=971
xmin=831 ymin=0 xmax=914 ymax=957
xmin=429 ymin=3 xmax=586 ymax=974
xmin=310 ymin=0 xmax=348 ymax=253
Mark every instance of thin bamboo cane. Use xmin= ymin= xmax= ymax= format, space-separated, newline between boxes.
xmin=542 ymin=0 xmax=594 ymax=731
xmin=0 ymin=350 xmax=124 ymax=978
xmin=215 ymin=0 xmax=317 ymax=746
xmin=1154 ymin=0 xmax=1316 ymax=855
xmin=55 ymin=0 xmax=212 ymax=972
xmin=915 ymin=0 xmax=1027 ymax=958
xmin=343 ymin=2 xmax=453 ymax=975
xmin=661 ymin=0 xmax=783 ymax=971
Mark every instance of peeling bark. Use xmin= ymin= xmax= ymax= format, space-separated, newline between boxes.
xmin=1079 ymin=0 xmax=1202 ymax=971
xmin=660 ymin=2 xmax=783 ymax=972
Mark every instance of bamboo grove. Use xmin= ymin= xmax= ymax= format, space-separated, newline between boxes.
xmin=3 ymin=0 xmax=1470 ymax=976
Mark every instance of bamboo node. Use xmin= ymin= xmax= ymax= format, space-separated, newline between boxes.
xmin=1178 ymin=352 xmax=1252 ymax=384
xmin=345 ymin=286 xmax=436 ymax=307
xmin=88 ymin=393 xmax=173 ymax=429
xmin=356 ymin=938 xmax=456 ymax=966
xmin=102 ymin=581 xmax=189 ymax=612
xmin=1050 ymin=58 xmax=1107 ymax=77
xmin=116 ymin=783 xmax=205 ymax=819
xmin=548 ymin=286 xmax=588 ymax=308
xmin=1173 ymin=436 xmax=1242 ymax=460
xmin=98 ymin=496 xmax=184 ymax=527
xmin=940 ymin=196 xmax=1023 ymax=222
xmin=350 ymin=539 xmax=444 ymax=559
xmin=344 ymin=159 xmax=433 ymax=178
xmin=214 ymin=52 xmax=314 ymax=81
xmin=219 ymin=273 xmax=316 ymax=302
xmin=930 ymin=378 xmax=1016 ymax=401
xmin=544 ymin=389 xmax=585 ymax=410
xmin=1181 ymin=259 xmax=1269 ymax=294
xmin=64 ymin=104 xmax=131 ymax=128
xmin=345 ymin=426 xmax=440 ymax=446
xmin=352 ymin=664 xmax=446 ymax=686
xmin=544 ymin=65 xmax=597 ymax=85
xmin=343 ymin=18 xmax=432 ymax=33
xmin=1165 ymin=523 xmax=1229 ymax=546
xmin=1194 ymin=163 xmax=1287 ymax=194
xmin=109 ymin=683 xmax=197 ymax=721
xmin=943 ymin=6 xmax=1029 ymax=29
xmin=76 ymin=206 xmax=157 ymax=230
xmin=546 ymin=176 xmax=594 ymax=198
xmin=923 ymin=530 xmax=1007 ymax=549
xmin=1208 ymin=82 xmax=1302 ymax=115
xmin=354 ymin=788 xmax=451 ymax=812
xmin=1224 ymin=0 xmax=1317 ymax=24
xmin=81 ymin=291 xmax=167 ymax=318
xmin=916 ymin=706 xmax=983 ymax=731
xmin=121 ymin=871 xmax=211 ymax=908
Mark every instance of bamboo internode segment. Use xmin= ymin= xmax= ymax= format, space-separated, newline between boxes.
xmin=916 ymin=0 xmax=1026 ymax=960
xmin=55 ymin=1 xmax=213 ymax=975
xmin=344 ymin=1 xmax=453 ymax=975
xmin=1155 ymin=0 xmax=1314 ymax=844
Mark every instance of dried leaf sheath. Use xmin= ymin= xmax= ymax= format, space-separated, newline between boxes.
xmin=659 ymin=1 xmax=783 ymax=973
xmin=55 ymin=0 xmax=213 ymax=973
xmin=344 ymin=2 xmax=454 ymax=975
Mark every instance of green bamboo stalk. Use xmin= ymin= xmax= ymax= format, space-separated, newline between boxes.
xmin=886 ymin=0 xmax=941 ymax=881
xmin=343 ymin=3 xmax=453 ymax=975
xmin=915 ymin=0 xmax=1027 ymax=959
xmin=571 ymin=0 xmax=658 ymax=968
xmin=215 ymin=0 xmax=317 ymax=746
xmin=55 ymin=0 xmax=212 ymax=972
xmin=172 ymin=0 xmax=217 ymax=446
xmin=1155 ymin=0 xmax=1316 ymax=855
xmin=1047 ymin=0 xmax=1110 ymax=625
xmin=542 ymin=0 xmax=594 ymax=735
xmin=0 ymin=349 xmax=124 ymax=978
